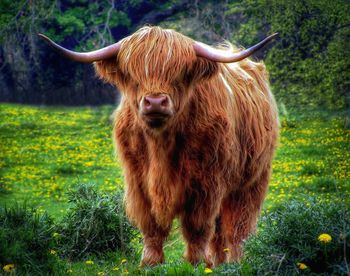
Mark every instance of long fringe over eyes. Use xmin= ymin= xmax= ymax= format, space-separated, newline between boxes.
xmin=116 ymin=26 xmax=197 ymax=91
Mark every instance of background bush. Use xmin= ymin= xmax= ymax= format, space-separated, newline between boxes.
xmin=0 ymin=0 xmax=349 ymax=108
xmin=243 ymin=198 xmax=350 ymax=275
xmin=56 ymin=184 xmax=136 ymax=260
xmin=0 ymin=205 xmax=60 ymax=274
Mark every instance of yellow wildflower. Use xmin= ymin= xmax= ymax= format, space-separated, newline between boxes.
xmin=85 ymin=260 xmax=94 ymax=265
xmin=97 ymin=272 xmax=105 ymax=276
xmin=3 ymin=264 xmax=15 ymax=273
xmin=121 ymin=259 xmax=127 ymax=263
xmin=223 ymin=248 xmax=230 ymax=252
xmin=112 ymin=267 xmax=119 ymax=271
xmin=50 ymin=249 xmax=57 ymax=255
xmin=297 ymin=262 xmax=308 ymax=270
xmin=204 ymin=267 xmax=213 ymax=274
xmin=318 ymin=233 xmax=332 ymax=243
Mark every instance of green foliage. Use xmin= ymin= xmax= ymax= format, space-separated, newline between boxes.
xmin=0 ymin=205 xmax=61 ymax=274
xmin=1 ymin=0 xmax=348 ymax=108
xmin=56 ymin=184 xmax=136 ymax=259
xmin=227 ymin=0 xmax=350 ymax=109
xmin=0 ymin=1 xmax=55 ymax=41
xmin=56 ymin=8 xmax=85 ymax=37
xmin=50 ymin=2 xmax=131 ymax=47
xmin=243 ymin=198 xmax=350 ymax=275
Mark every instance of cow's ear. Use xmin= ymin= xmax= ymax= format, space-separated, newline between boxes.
xmin=185 ymin=58 xmax=219 ymax=84
xmin=94 ymin=58 xmax=129 ymax=88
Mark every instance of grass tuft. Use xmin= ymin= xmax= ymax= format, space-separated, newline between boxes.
xmin=0 ymin=204 xmax=62 ymax=274
xmin=241 ymin=198 xmax=350 ymax=275
xmin=56 ymin=184 xmax=136 ymax=260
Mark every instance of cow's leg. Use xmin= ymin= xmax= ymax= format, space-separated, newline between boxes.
xmin=181 ymin=214 xmax=214 ymax=267
xmin=220 ymin=171 xmax=269 ymax=262
xmin=125 ymin=182 xmax=171 ymax=266
xmin=180 ymin=182 xmax=222 ymax=267
xmin=141 ymin=222 xmax=171 ymax=266
xmin=208 ymin=216 xmax=227 ymax=266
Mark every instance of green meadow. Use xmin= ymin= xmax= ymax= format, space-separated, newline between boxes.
xmin=0 ymin=103 xmax=349 ymax=274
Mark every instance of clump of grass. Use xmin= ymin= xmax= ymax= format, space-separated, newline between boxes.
xmin=242 ymin=198 xmax=350 ymax=275
xmin=56 ymin=164 xmax=78 ymax=175
xmin=0 ymin=182 xmax=7 ymax=194
xmin=0 ymin=204 xmax=62 ymax=274
xmin=278 ymin=103 xmax=298 ymax=129
xmin=300 ymin=163 xmax=322 ymax=175
xmin=56 ymin=184 xmax=136 ymax=260
xmin=280 ymin=117 xmax=297 ymax=129
xmin=309 ymin=177 xmax=338 ymax=193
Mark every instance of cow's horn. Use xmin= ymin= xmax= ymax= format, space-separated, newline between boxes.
xmin=38 ymin=34 xmax=121 ymax=63
xmin=193 ymin=33 xmax=278 ymax=63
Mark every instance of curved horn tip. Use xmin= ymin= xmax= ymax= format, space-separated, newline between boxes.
xmin=193 ymin=32 xmax=279 ymax=63
xmin=269 ymin=32 xmax=279 ymax=39
xmin=38 ymin=33 xmax=49 ymax=40
xmin=37 ymin=33 xmax=55 ymax=45
xmin=37 ymin=32 xmax=121 ymax=63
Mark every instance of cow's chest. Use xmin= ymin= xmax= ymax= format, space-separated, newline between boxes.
xmin=143 ymin=140 xmax=187 ymax=224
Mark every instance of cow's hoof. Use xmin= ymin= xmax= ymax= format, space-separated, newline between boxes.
xmin=140 ymin=247 xmax=164 ymax=267
xmin=204 ymin=255 xmax=214 ymax=268
xmin=209 ymin=249 xmax=227 ymax=266
xmin=184 ymin=249 xmax=213 ymax=267
xmin=227 ymin=246 xmax=243 ymax=262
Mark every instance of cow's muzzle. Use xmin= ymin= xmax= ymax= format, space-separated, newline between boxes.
xmin=140 ymin=94 xmax=174 ymax=128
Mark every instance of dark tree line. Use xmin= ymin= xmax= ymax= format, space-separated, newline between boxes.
xmin=0 ymin=0 xmax=188 ymax=105
xmin=0 ymin=0 xmax=349 ymax=108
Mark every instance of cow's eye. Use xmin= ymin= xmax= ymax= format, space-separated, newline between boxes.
xmin=132 ymin=82 xmax=139 ymax=91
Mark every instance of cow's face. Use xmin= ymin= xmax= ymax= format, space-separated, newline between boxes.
xmin=95 ymin=27 xmax=218 ymax=130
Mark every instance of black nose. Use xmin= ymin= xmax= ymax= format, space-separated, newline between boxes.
xmin=141 ymin=95 xmax=172 ymax=115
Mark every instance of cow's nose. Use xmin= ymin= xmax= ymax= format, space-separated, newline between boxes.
xmin=141 ymin=95 xmax=172 ymax=115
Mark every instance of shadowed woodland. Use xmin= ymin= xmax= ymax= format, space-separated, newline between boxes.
xmin=0 ymin=0 xmax=349 ymax=108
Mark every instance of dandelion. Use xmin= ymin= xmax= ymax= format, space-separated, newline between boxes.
xmin=3 ymin=264 xmax=15 ymax=273
xmin=297 ymin=262 xmax=308 ymax=270
xmin=85 ymin=260 xmax=94 ymax=265
xmin=318 ymin=233 xmax=332 ymax=243
xmin=97 ymin=272 xmax=105 ymax=276
xmin=121 ymin=259 xmax=127 ymax=264
xmin=204 ymin=267 xmax=213 ymax=274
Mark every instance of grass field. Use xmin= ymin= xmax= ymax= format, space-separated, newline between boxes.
xmin=0 ymin=103 xmax=349 ymax=274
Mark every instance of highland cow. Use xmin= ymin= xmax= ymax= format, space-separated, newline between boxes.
xmin=40 ymin=26 xmax=279 ymax=267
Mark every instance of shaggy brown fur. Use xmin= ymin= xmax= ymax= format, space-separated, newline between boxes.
xmin=95 ymin=26 xmax=278 ymax=267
